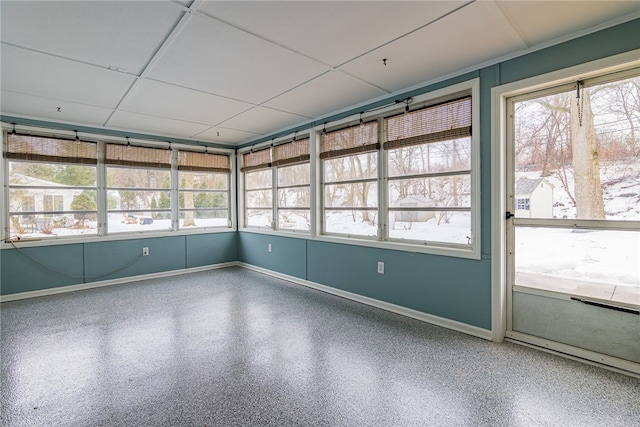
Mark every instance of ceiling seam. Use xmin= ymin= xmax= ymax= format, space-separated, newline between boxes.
xmin=334 ymin=0 xmax=477 ymax=69
xmin=491 ymin=1 xmax=530 ymax=49
xmin=0 ymin=42 xmax=139 ymax=78
xmin=194 ymin=9 xmax=335 ymax=72
xmin=102 ymin=4 xmax=198 ymax=128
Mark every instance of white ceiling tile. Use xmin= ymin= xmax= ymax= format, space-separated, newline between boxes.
xmin=264 ymin=71 xmax=388 ymax=119
xmin=1 ymin=90 xmax=114 ymax=126
xmin=495 ymin=1 xmax=640 ymax=47
xmin=219 ymin=107 xmax=309 ymax=135
xmin=1 ymin=45 xmax=136 ymax=108
xmin=340 ymin=1 xmax=528 ymax=92
xmin=146 ymin=14 xmax=329 ymax=104
xmin=107 ymin=111 xmax=211 ymax=139
xmin=120 ymin=79 xmax=254 ymax=126
xmin=194 ymin=127 xmax=262 ymax=145
xmin=198 ymin=1 xmax=464 ymax=67
xmin=0 ymin=1 xmax=184 ymax=75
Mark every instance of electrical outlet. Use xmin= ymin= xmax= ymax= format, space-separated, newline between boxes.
xmin=268 ymin=243 xmax=272 ymax=253
xmin=143 ymin=247 xmax=149 ymax=256
xmin=377 ymin=261 xmax=384 ymax=274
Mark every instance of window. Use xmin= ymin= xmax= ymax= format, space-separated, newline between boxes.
xmin=106 ymin=144 xmax=172 ymax=232
xmin=242 ymin=148 xmax=273 ymax=228
xmin=516 ymin=198 xmax=530 ymax=210
xmin=241 ymin=137 xmax=311 ymax=232
xmin=178 ymin=151 xmax=231 ymax=229
xmin=321 ymin=122 xmax=379 ymax=237
xmin=6 ymin=133 xmax=98 ymax=239
xmin=274 ymin=138 xmax=310 ymax=231
xmin=43 ymin=195 xmax=64 ymax=212
xmin=385 ymin=96 xmax=473 ymax=245
xmin=316 ymin=81 xmax=478 ymax=255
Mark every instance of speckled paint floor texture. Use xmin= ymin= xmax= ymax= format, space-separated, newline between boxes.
xmin=1 ymin=267 xmax=639 ymax=426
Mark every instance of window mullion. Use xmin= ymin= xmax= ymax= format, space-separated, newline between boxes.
xmin=379 ymin=117 xmax=387 ymax=242
xmin=96 ymin=141 xmax=107 ymax=235
xmin=170 ymin=149 xmax=179 ymax=231
xmin=271 ymin=163 xmax=277 ymax=230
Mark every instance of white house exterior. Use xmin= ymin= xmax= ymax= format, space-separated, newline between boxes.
xmin=515 ymin=178 xmax=554 ymax=218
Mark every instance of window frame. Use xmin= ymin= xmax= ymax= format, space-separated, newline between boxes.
xmin=239 ymin=135 xmax=311 ymax=234
xmin=1 ymin=127 xmax=235 ymax=247
xmin=315 ymin=78 xmax=481 ymax=259
xmin=5 ymin=133 xmax=99 ymax=240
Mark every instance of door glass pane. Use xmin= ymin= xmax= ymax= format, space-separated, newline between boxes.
xmin=515 ymin=227 xmax=640 ymax=306
xmin=513 ymin=75 xmax=640 ymax=220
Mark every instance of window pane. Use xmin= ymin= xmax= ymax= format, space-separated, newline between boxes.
xmin=389 ymin=211 xmax=471 ymax=245
xmin=324 ymin=153 xmax=377 ymax=182
xmin=179 ymin=191 xmax=228 ymax=209
xmin=107 ymin=212 xmax=171 ymax=233
xmin=246 ymin=189 xmax=272 ymax=208
xmin=179 ymin=210 xmax=228 ymax=228
xmin=179 ymin=171 xmax=228 ymax=190
xmin=245 ymin=170 xmax=272 ymax=190
xmin=515 ymin=227 xmax=639 ymax=305
xmin=109 ymin=190 xmax=170 ymax=211
xmin=388 ymin=139 xmax=470 ymax=177
xmin=9 ymin=162 xmax=96 ymax=186
xmin=278 ymin=163 xmax=309 ymax=186
xmin=389 ymin=175 xmax=471 ymax=208
xmin=513 ymin=75 xmax=640 ymax=220
xmin=246 ymin=209 xmax=272 ymax=228
xmin=324 ymin=182 xmax=377 ymax=208
xmin=107 ymin=167 xmax=170 ymax=189
xmin=277 ymin=187 xmax=309 ymax=208
xmin=9 ymin=213 xmax=97 ymax=238
xmin=278 ymin=210 xmax=310 ymax=231
xmin=324 ymin=210 xmax=377 ymax=236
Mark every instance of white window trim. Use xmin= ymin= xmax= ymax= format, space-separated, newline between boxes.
xmin=316 ymin=78 xmax=480 ymax=259
xmin=1 ymin=125 xmax=236 ymax=248
xmin=239 ymin=134 xmax=313 ymax=236
xmin=240 ymin=79 xmax=481 ymax=259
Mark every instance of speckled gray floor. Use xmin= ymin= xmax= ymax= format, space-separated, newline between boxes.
xmin=1 ymin=267 xmax=639 ymax=427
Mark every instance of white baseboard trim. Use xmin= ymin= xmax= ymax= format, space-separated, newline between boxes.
xmin=239 ymin=263 xmax=493 ymax=341
xmin=0 ymin=261 xmax=240 ymax=303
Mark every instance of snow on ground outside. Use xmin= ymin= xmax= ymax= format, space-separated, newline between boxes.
xmin=516 ymin=162 xmax=639 ymax=290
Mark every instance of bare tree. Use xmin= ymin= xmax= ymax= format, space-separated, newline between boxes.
xmin=571 ymin=86 xmax=605 ymax=219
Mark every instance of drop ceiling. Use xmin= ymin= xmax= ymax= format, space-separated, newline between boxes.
xmin=1 ymin=1 xmax=638 ymax=146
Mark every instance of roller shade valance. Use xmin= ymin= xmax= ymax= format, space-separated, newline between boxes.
xmin=385 ymin=96 xmax=471 ymax=150
xmin=272 ymin=138 xmax=310 ymax=167
xmin=5 ymin=133 xmax=97 ymax=165
xmin=320 ymin=121 xmax=378 ymax=160
xmin=241 ymin=148 xmax=271 ymax=172
xmin=178 ymin=151 xmax=230 ymax=173
xmin=106 ymin=144 xmax=171 ymax=169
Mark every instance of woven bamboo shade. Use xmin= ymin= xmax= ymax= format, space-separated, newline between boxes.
xmin=320 ymin=121 xmax=378 ymax=159
xmin=241 ymin=148 xmax=271 ymax=172
xmin=272 ymin=138 xmax=310 ymax=167
xmin=5 ymin=133 xmax=97 ymax=164
xmin=179 ymin=151 xmax=230 ymax=172
xmin=106 ymin=143 xmax=171 ymax=169
xmin=385 ymin=96 xmax=471 ymax=150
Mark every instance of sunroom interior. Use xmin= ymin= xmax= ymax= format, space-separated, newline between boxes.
xmin=1 ymin=0 xmax=639 ymax=380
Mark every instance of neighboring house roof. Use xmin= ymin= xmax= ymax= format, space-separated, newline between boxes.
xmin=9 ymin=173 xmax=72 ymax=187
xmin=515 ymin=178 xmax=553 ymax=196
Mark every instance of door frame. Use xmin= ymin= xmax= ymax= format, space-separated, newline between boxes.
xmin=490 ymin=49 xmax=640 ymax=373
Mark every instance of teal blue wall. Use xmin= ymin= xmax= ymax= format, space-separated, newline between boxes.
xmin=2 ymin=20 xmax=639 ymax=332
xmin=237 ymin=19 xmax=640 ymax=331
xmin=1 ymin=232 xmax=238 ymax=295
